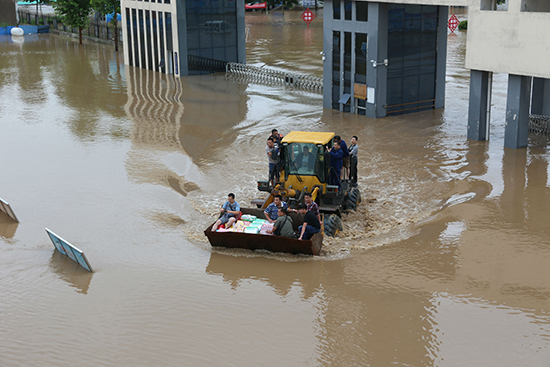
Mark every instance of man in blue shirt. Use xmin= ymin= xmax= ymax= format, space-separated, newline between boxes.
xmin=211 ymin=193 xmax=241 ymax=231
xmin=328 ymin=140 xmax=343 ymax=188
xmin=264 ymin=195 xmax=288 ymax=223
xmin=335 ymin=135 xmax=349 ymax=180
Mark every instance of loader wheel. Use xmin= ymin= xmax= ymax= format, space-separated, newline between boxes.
xmin=345 ymin=187 xmax=361 ymax=211
xmin=324 ymin=214 xmax=343 ymax=237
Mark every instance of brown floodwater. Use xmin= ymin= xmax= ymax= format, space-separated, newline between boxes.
xmin=1 ymin=10 xmax=550 ymax=367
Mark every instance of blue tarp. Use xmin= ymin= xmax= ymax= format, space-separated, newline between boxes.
xmin=106 ymin=13 xmax=122 ymax=22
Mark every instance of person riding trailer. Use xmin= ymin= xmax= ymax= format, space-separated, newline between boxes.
xmin=297 ymin=203 xmax=321 ymax=240
xmin=211 ymin=193 xmax=241 ymax=231
xmin=266 ymin=206 xmax=295 ymax=238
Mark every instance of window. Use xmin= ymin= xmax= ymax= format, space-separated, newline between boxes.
xmin=284 ymin=143 xmax=326 ymax=183
xmin=145 ymin=10 xmax=153 ymax=70
xmin=344 ymin=0 xmax=352 ymax=20
xmin=521 ymin=0 xmax=550 ymax=12
xmin=332 ymin=31 xmax=340 ymax=109
xmin=158 ymin=12 xmax=166 ymax=73
xmin=356 ymin=1 xmax=368 ymax=21
xmin=343 ymin=32 xmax=352 ymax=112
xmin=480 ymin=0 xmax=507 ymax=11
xmin=165 ymin=12 xmax=173 ymax=73
xmin=126 ymin=8 xmax=133 ymax=66
xmin=151 ymin=11 xmax=159 ymax=72
xmin=333 ymin=0 xmax=341 ymax=19
xmin=355 ymin=33 xmax=368 ymax=115
xmin=386 ymin=4 xmax=438 ymax=115
xmin=132 ymin=9 xmax=139 ymax=67
xmin=355 ymin=33 xmax=367 ymax=85
xmin=186 ymin=0 xmax=238 ymax=73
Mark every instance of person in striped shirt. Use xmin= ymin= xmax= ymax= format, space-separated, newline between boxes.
xmin=304 ymin=193 xmax=321 ymax=223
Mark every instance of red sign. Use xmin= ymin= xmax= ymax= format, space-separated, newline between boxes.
xmin=300 ymin=8 xmax=316 ymax=28
xmin=448 ymin=14 xmax=459 ymax=33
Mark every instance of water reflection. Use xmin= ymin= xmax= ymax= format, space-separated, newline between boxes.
xmin=501 ymin=148 xmax=528 ymax=224
xmin=48 ymin=38 xmax=127 ymax=140
xmin=48 ymin=250 xmax=93 ymax=294
xmin=501 ymin=147 xmax=550 ymax=236
xmin=176 ymin=76 xmax=248 ymax=163
xmin=206 ymin=252 xmax=322 ymax=299
xmin=125 ymin=67 xmax=185 ymax=150
xmin=124 ymin=67 xmax=248 ymax=164
xmin=314 ymin=254 xmax=438 ymax=366
xmin=452 ymin=140 xmax=493 ymax=202
xmin=0 ymin=215 xmax=18 ymax=239
xmin=428 ymin=293 xmax=550 ymax=366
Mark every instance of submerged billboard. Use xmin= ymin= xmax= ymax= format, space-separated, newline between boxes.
xmin=0 ymin=197 xmax=19 ymax=223
xmin=46 ymin=228 xmax=94 ymax=272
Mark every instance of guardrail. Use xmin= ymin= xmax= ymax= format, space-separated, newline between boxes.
xmin=225 ymin=63 xmax=323 ymax=93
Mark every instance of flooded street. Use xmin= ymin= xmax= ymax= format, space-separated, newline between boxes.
xmin=1 ymin=10 xmax=550 ymax=366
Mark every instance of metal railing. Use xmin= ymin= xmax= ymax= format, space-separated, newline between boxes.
xmin=529 ymin=114 xmax=550 ymax=136
xmin=188 ymin=55 xmax=227 ymax=73
xmin=16 ymin=9 xmax=122 ymax=43
xmin=225 ymin=63 xmax=323 ymax=93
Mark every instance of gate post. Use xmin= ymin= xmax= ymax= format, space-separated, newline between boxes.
xmin=505 ymin=74 xmax=531 ymax=149
xmin=468 ymin=69 xmax=491 ymax=141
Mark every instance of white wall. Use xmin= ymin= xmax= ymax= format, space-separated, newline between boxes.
xmin=465 ymin=0 xmax=550 ymax=78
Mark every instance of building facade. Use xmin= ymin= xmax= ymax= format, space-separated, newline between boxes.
xmin=121 ymin=0 xmax=246 ymax=76
xmin=465 ymin=0 xmax=550 ymax=148
xmin=323 ymin=0 xmax=449 ymax=118
xmin=323 ymin=0 xmax=550 ymax=149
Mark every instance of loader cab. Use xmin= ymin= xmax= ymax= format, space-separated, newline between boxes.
xmin=282 ymin=142 xmax=327 ymax=183
xmin=279 ymin=131 xmax=335 ymax=193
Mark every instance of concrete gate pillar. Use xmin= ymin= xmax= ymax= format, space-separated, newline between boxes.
xmin=467 ymin=70 xmax=491 ymax=141
xmin=505 ymin=74 xmax=531 ymax=149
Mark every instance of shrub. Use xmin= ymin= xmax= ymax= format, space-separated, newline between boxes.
xmin=458 ymin=20 xmax=467 ymax=30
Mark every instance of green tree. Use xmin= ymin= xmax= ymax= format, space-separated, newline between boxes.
xmin=54 ymin=0 xmax=92 ymax=44
xmin=91 ymin=0 xmax=120 ymax=51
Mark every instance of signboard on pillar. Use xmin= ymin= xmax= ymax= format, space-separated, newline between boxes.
xmin=367 ymin=87 xmax=375 ymax=104
xmin=354 ymin=84 xmax=375 ymax=104
xmin=354 ymin=83 xmax=367 ymax=100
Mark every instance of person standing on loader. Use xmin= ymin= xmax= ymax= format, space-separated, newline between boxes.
xmin=270 ymin=129 xmax=283 ymax=146
xmin=266 ymin=137 xmax=280 ymax=187
xmin=327 ymin=139 xmax=343 ymax=188
xmin=335 ymin=135 xmax=350 ymax=180
xmin=349 ymin=135 xmax=358 ymax=184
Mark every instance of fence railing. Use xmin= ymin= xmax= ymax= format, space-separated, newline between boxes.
xmin=225 ymin=63 xmax=323 ymax=93
xmin=16 ymin=9 xmax=122 ymax=43
xmin=188 ymin=54 xmax=227 ymax=73
xmin=529 ymin=114 xmax=550 ymax=136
